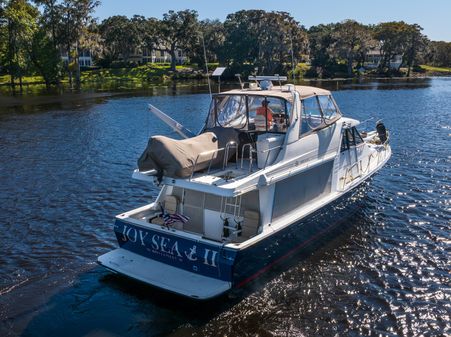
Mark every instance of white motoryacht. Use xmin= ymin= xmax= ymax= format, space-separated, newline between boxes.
xmin=98 ymin=76 xmax=391 ymax=299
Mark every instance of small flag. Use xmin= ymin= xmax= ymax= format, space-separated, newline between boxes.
xmin=160 ymin=205 xmax=190 ymax=226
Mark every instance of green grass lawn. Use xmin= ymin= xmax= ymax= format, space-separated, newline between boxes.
xmin=0 ymin=64 xmax=202 ymax=86
xmin=420 ymin=65 xmax=451 ymax=73
xmin=0 ymin=74 xmax=47 ymax=85
xmin=81 ymin=63 xmax=198 ymax=82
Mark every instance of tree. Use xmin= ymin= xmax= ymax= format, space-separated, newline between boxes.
xmin=403 ymin=24 xmax=428 ymax=77
xmin=29 ymin=27 xmax=61 ymax=87
xmin=308 ymin=23 xmax=337 ymax=77
xmin=223 ymin=10 xmax=308 ymax=75
xmin=3 ymin=0 xmax=39 ymax=90
xmin=223 ymin=10 xmax=261 ymax=67
xmin=375 ymin=21 xmax=429 ymax=76
xmin=328 ymin=20 xmax=376 ymax=77
xmin=374 ymin=21 xmax=410 ymax=72
xmin=0 ymin=1 xmax=7 ymax=73
xmin=58 ymin=0 xmax=99 ymax=88
xmin=189 ymin=19 xmax=225 ymax=67
xmin=425 ymin=41 xmax=451 ymax=67
xmin=155 ymin=9 xmax=199 ymax=71
xmin=33 ymin=0 xmax=60 ymax=48
xmin=99 ymin=15 xmax=142 ymax=65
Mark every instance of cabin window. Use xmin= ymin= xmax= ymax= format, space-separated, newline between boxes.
xmin=211 ymin=95 xmax=248 ymax=129
xmin=301 ymin=96 xmax=323 ymax=133
xmin=248 ymin=96 xmax=290 ymax=133
xmin=300 ymin=95 xmax=340 ymax=137
xmin=318 ymin=95 xmax=338 ymax=120
xmin=206 ymin=95 xmax=290 ymax=133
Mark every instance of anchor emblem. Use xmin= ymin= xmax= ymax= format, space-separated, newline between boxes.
xmin=184 ymin=245 xmax=198 ymax=261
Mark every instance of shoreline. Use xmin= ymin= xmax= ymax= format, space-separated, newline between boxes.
xmin=1 ymin=76 xmax=449 ymax=110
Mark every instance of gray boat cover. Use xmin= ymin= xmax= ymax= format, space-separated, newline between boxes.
xmin=137 ymin=132 xmax=219 ymax=178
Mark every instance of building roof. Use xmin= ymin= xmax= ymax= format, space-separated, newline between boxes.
xmin=221 ymin=85 xmax=331 ymax=102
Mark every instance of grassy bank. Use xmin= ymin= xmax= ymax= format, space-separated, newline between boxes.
xmin=0 ymin=63 xmax=206 ymax=87
xmin=419 ymin=65 xmax=451 ymax=74
xmin=1 ymin=63 xmax=450 ymax=89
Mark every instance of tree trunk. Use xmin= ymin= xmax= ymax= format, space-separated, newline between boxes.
xmin=170 ymin=46 xmax=177 ymax=72
xmin=75 ymin=41 xmax=81 ymax=89
xmin=347 ymin=56 xmax=353 ymax=77
xmin=67 ymin=45 xmax=72 ymax=88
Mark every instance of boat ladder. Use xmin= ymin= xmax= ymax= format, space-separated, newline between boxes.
xmin=220 ymin=196 xmax=243 ymax=238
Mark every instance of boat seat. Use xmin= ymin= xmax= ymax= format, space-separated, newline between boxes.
xmin=164 ymin=195 xmax=178 ymax=213
xmin=165 ymin=195 xmax=184 ymax=230
xmin=236 ymin=210 xmax=260 ymax=242
xmin=150 ymin=195 xmax=183 ymax=230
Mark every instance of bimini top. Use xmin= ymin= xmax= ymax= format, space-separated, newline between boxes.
xmin=221 ymin=85 xmax=331 ymax=102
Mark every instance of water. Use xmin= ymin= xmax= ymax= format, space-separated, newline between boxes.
xmin=0 ymin=78 xmax=450 ymax=336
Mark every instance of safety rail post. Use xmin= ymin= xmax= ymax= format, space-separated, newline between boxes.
xmin=223 ymin=141 xmax=238 ymax=170
xmin=240 ymin=143 xmax=256 ymax=173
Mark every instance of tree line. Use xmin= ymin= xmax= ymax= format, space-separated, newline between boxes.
xmin=1 ymin=0 xmax=450 ymax=90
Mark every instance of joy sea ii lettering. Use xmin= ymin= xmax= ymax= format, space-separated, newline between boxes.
xmin=119 ymin=223 xmax=218 ymax=267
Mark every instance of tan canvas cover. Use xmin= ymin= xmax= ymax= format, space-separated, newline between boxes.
xmin=138 ymin=132 xmax=220 ymax=178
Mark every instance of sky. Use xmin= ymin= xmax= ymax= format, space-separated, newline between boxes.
xmin=95 ymin=0 xmax=451 ymax=42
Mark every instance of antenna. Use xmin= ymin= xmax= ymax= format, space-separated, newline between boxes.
xmin=235 ymin=74 xmax=244 ymax=89
xmin=290 ymin=34 xmax=295 ymax=82
xmin=275 ymin=73 xmax=282 ymax=89
xmin=201 ymin=33 xmax=212 ymax=99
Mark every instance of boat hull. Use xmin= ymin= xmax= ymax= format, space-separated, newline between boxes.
xmin=232 ymin=186 xmax=365 ymax=288
xmin=98 ymin=185 xmax=366 ymax=299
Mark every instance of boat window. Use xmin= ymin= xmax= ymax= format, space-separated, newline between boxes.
xmin=207 ymin=95 xmax=290 ymax=133
xmin=318 ymin=95 xmax=338 ymax=120
xmin=300 ymin=96 xmax=323 ymax=134
xmin=248 ymin=96 xmax=290 ymax=133
xmin=213 ymin=95 xmax=248 ymax=129
xmin=300 ymin=95 xmax=340 ymax=137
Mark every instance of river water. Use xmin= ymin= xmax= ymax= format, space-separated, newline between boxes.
xmin=0 ymin=78 xmax=449 ymax=336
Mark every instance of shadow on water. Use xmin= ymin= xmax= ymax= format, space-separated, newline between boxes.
xmin=17 ymin=205 xmax=372 ymax=337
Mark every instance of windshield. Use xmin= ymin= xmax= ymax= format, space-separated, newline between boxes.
xmin=206 ymin=94 xmax=292 ymax=132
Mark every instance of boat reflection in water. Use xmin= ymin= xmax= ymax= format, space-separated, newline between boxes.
xmin=98 ymin=75 xmax=391 ymax=299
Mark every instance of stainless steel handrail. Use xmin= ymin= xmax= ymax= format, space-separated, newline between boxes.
xmin=240 ymin=143 xmax=256 ymax=173
xmin=223 ymin=141 xmax=238 ymax=170
xmin=189 ymin=141 xmax=239 ymax=180
xmin=190 ymin=147 xmax=225 ymax=180
xmin=261 ymin=144 xmax=284 ymax=169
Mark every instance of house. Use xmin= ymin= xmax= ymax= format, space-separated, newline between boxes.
xmin=61 ymin=49 xmax=93 ymax=67
xmin=60 ymin=47 xmax=187 ymax=67
xmin=365 ymin=49 xmax=403 ymax=70
xmin=139 ymin=48 xmax=188 ymax=65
